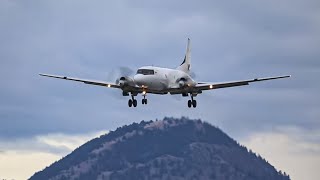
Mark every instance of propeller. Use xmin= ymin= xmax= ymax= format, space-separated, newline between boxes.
xmin=105 ymin=66 xmax=135 ymax=84
xmin=104 ymin=66 xmax=135 ymax=99
xmin=189 ymin=71 xmax=196 ymax=79
xmin=118 ymin=66 xmax=135 ymax=77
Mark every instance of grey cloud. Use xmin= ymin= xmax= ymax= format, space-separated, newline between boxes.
xmin=0 ymin=131 xmax=107 ymax=155
xmin=0 ymin=137 xmax=70 ymax=155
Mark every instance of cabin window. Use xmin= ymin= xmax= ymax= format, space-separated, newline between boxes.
xmin=136 ymin=69 xmax=155 ymax=75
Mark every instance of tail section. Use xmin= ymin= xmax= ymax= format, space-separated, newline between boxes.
xmin=177 ymin=38 xmax=191 ymax=73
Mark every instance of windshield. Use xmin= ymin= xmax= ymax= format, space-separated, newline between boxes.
xmin=136 ymin=69 xmax=155 ymax=75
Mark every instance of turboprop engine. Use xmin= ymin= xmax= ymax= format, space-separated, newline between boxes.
xmin=116 ymin=76 xmax=135 ymax=87
xmin=178 ymin=79 xmax=187 ymax=87
xmin=177 ymin=77 xmax=196 ymax=88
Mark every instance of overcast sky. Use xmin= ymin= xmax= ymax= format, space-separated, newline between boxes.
xmin=0 ymin=0 xmax=319 ymax=179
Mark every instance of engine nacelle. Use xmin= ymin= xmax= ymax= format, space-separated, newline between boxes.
xmin=176 ymin=77 xmax=186 ymax=87
xmin=177 ymin=77 xmax=196 ymax=88
xmin=178 ymin=80 xmax=186 ymax=87
xmin=117 ymin=76 xmax=135 ymax=87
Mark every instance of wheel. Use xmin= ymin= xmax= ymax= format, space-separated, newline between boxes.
xmin=142 ymin=99 xmax=147 ymax=105
xmin=192 ymin=100 xmax=197 ymax=108
xmin=128 ymin=99 xmax=133 ymax=107
xmin=133 ymin=99 xmax=137 ymax=107
xmin=188 ymin=100 xmax=192 ymax=108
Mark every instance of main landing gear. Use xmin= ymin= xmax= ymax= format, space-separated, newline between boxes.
xmin=187 ymin=94 xmax=197 ymax=108
xmin=128 ymin=95 xmax=137 ymax=107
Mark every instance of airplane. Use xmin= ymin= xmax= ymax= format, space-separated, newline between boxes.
xmin=39 ymin=39 xmax=290 ymax=108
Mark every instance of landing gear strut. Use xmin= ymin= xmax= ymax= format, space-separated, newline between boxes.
xmin=187 ymin=94 xmax=197 ymax=108
xmin=128 ymin=95 xmax=137 ymax=107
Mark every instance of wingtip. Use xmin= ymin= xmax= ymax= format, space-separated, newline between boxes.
xmin=39 ymin=73 xmax=48 ymax=76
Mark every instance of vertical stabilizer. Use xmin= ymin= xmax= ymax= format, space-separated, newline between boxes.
xmin=177 ymin=38 xmax=191 ymax=73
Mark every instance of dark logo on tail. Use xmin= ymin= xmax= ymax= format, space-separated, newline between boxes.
xmin=180 ymin=56 xmax=186 ymax=66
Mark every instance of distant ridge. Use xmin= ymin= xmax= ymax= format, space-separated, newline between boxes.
xmin=30 ymin=117 xmax=290 ymax=180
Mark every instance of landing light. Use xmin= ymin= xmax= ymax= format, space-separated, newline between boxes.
xmin=107 ymin=84 xmax=111 ymax=88
xmin=209 ymin=85 xmax=213 ymax=89
xmin=142 ymin=91 xmax=146 ymax=95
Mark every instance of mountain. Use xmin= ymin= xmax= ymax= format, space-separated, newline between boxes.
xmin=29 ymin=117 xmax=290 ymax=180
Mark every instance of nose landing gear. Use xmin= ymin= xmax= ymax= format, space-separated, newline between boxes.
xmin=142 ymin=96 xmax=148 ymax=105
xmin=141 ymin=90 xmax=148 ymax=105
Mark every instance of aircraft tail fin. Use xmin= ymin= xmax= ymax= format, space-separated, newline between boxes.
xmin=177 ymin=38 xmax=191 ymax=73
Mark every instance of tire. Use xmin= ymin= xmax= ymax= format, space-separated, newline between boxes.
xmin=128 ymin=99 xmax=133 ymax=107
xmin=133 ymin=99 xmax=137 ymax=107
xmin=192 ymin=100 xmax=197 ymax=108
xmin=145 ymin=99 xmax=148 ymax=104
xmin=188 ymin=100 xmax=192 ymax=108
xmin=142 ymin=99 xmax=145 ymax=104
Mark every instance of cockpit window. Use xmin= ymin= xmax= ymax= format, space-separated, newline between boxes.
xmin=136 ymin=69 xmax=155 ymax=75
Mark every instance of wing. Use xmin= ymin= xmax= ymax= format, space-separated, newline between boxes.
xmin=195 ymin=75 xmax=291 ymax=91
xmin=168 ymin=75 xmax=290 ymax=94
xmin=39 ymin=73 xmax=120 ymax=88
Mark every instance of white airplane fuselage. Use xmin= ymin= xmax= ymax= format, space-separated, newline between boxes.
xmin=133 ymin=66 xmax=196 ymax=91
